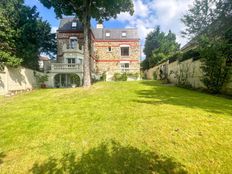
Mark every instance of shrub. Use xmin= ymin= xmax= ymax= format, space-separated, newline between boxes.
xmin=153 ymin=72 xmax=157 ymax=80
xmin=127 ymin=72 xmax=139 ymax=79
xmin=113 ymin=73 xmax=122 ymax=81
xmin=121 ymin=73 xmax=128 ymax=81
xmin=100 ymin=72 xmax=107 ymax=81
xmin=34 ymin=72 xmax=48 ymax=88
xmin=199 ymin=36 xmax=230 ymax=94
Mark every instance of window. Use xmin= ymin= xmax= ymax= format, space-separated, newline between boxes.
xmin=106 ymin=32 xmax=110 ymax=37
xmin=122 ymin=32 xmax=127 ymax=37
xmin=70 ymin=37 xmax=77 ymax=49
xmin=108 ymin=46 xmax=112 ymax=52
xmin=121 ymin=47 xmax=129 ymax=56
xmin=67 ymin=58 xmax=76 ymax=67
xmin=72 ymin=22 xmax=77 ymax=28
xmin=120 ymin=63 xmax=130 ymax=72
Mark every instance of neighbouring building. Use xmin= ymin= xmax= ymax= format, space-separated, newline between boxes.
xmin=44 ymin=17 xmax=141 ymax=88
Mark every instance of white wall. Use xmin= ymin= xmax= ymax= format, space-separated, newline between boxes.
xmin=0 ymin=66 xmax=39 ymax=95
xmin=145 ymin=58 xmax=232 ymax=95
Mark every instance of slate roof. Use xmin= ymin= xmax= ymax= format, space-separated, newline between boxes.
xmin=58 ymin=18 xmax=139 ymax=40
xmin=58 ymin=17 xmax=83 ymax=31
xmin=92 ymin=28 xmax=139 ymax=40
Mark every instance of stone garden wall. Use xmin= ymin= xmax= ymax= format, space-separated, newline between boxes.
xmin=145 ymin=58 xmax=232 ymax=95
xmin=0 ymin=66 xmax=39 ymax=95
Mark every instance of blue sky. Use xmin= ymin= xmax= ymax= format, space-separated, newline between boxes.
xmin=24 ymin=0 xmax=194 ymax=50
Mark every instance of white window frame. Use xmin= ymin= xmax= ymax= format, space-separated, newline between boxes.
xmin=66 ymin=58 xmax=76 ymax=67
xmin=120 ymin=61 xmax=130 ymax=72
xmin=72 ymin=22 xmax=77 ymax=28
xmin=122 ymin=32 xmax=127 ymax=37
xmin=106 ymin=32 xmax=110 ymax=37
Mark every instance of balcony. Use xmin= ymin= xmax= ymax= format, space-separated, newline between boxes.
xmin=50 ymin=63 xmax=83 ymax=73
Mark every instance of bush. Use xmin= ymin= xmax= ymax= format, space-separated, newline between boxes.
xmin=113 ymin=73 xmax=122 ymax=81
xmin=199 ymin=36 xmax=230 ymax=94
xmin=100 ymin=72 xmax=107 ymax=81
xmin=153 ymin=72 xmax=157 ymax=80
xmin=127 ymin=72 xmax=139 ymax=79
xmin=34 ymin=72 xmax=48 ymax=88
xmin=121 ymin=73 xmax=128 ymax=81
xmin=113 ymin=73 xmax=127 ymax=81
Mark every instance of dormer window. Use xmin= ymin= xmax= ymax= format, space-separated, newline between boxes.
xmin=70 ymin=37 xmax=77 ymax=49
xmin=122 ymin=32 xmax=127 ymax=37
xmin=72 ymin=22 xmax=77 ymax=28
xmin=106 ymin=32 xmax=110 ymax=37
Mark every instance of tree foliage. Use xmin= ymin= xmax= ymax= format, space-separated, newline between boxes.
xmin=199 ymin=36 xmax=230 ymax=93
xmin=181 ymin=0 xmax=232 ymax=38
xmin=0 ymin=0 xmax=56 ymax=70
xmin=38 ymin=0 xmax=134 ymax=86
xmin=182 ymin=0 xmax=232 ymax=94
xmin=142 ymin=27 xmax=180 ymax=70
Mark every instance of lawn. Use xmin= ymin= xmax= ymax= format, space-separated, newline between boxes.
xmin=0 ymin=81 xmax=232 ymax=174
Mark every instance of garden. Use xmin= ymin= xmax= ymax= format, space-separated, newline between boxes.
xmin=0 ymin=81 xmax=231 ymax=173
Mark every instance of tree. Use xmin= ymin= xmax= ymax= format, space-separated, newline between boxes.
xmin=38 ymin=0 xmax=134 ymax=87
xmin=0 ymin=5 xmax=22 ymax=69
xmin=181 ymin=0 xmax=232 ymax=38
xmin=0 ymin=0 xmax=56 ymax=70
xmin=142 ymin=27 xmax=180 ymax=69
xmin=182 ymin=0 xmax=232 ymax=94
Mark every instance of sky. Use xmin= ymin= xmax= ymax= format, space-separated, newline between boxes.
xmin=24 ymin=0 xmax=195 ymax=54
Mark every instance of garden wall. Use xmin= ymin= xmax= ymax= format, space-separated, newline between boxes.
xmin=0 ymin=66 xmax=39 ymax=95
xmin=145 ymin=58 xmax=232 ymax=95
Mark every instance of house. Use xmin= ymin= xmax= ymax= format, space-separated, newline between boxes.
xmin=45 ymin=17 xmax=141 ymax=88
xmin=38 ymin=56 xmax=50 ymax=71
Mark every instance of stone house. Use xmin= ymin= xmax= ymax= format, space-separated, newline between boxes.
xmin=45 ymin=17 xmax=141 ymax=88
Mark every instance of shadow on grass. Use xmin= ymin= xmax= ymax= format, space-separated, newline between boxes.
xmin=0 ymin=152 xmax=6 ymax=165
xmin=30 ymin=140 xmax=187 ymax=174
xmin=135 ymin=81 xmax=232 ymax=115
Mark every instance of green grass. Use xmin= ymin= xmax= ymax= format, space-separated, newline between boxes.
xmin=0 ymin=81 xmax=232 ymax=174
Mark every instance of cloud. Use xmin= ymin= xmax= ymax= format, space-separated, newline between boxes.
xmin=51 ymin=26 xmax=58 ymax=33
xmin=116 ymin=0 xmax=194 ymax=48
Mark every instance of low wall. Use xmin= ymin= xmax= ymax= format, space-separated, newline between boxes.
xmin=0 ymin=66 xmax=39 ymax=95
xmin=145 ymin=58 xmax=232 ymax=95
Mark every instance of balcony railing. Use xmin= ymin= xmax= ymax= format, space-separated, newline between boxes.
xmin=62 ymin=44 xmax=83 ymax=53
xmin=51 ymin=63 xmax=83 ymax=72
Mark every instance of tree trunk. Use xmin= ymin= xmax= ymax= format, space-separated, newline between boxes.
xmin=82 ymin=0 xmax=91 ymax=87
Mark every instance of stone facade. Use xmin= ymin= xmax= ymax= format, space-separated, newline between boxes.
xmin=46 ymin=18 xmax=141 ymax=87
xmin=93 ymin=40 xmax=140 ymax=80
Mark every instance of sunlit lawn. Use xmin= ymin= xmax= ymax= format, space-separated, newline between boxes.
xmin=0 ymin=81 xmax=232 ymax=173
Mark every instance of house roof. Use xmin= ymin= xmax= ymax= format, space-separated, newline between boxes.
xmin=58 ymin=18 xmax=139 ymax=40
xmin=39 ymin=56 xmax=49 ymax=61
xmin=58 ymin=17 xmax=83 ymax=31
xmin=92 ymin=28 xmax=139 ymax=40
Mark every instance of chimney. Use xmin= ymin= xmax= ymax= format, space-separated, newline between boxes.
xmin=96 ymin=23 xmax=103 ymax=29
